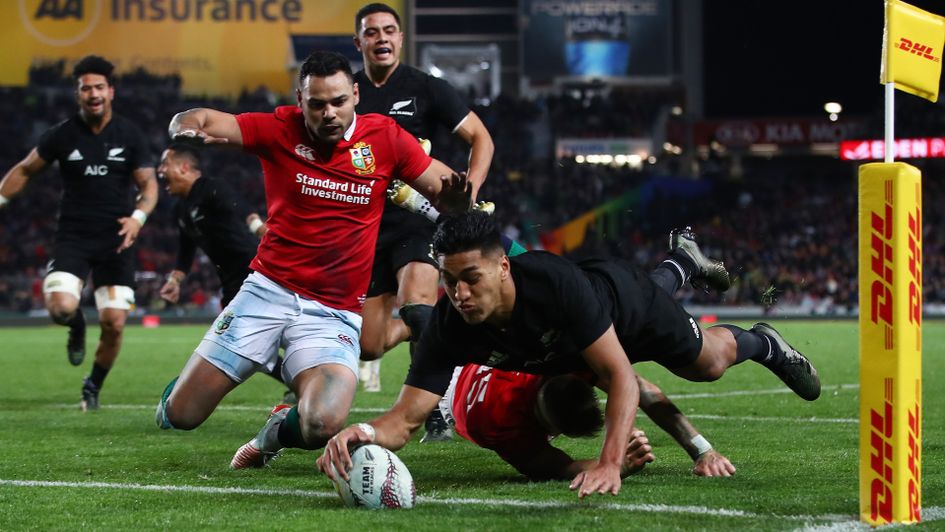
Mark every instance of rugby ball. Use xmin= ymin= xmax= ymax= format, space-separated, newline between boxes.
xmin=330 ymin=444 xmax=416 ymax=509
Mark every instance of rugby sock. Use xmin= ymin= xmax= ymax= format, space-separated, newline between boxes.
xmin=711 ymin=324 xmax=776 ymax=365
xmin=156 ymin=376 xmax=178 ymax=429
xmin=88 ymin=362 xmax=110 ymax=389
xmin=649 ymin=266 xmax=683 ymax=295
xmin=651 ymin=255 xmax=693 ymax=295
xmin=275 ymin=406 xmax=308 ymax=449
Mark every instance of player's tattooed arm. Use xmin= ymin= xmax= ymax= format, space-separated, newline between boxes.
xmin=636 ymin=375 xmax=736 ymax=477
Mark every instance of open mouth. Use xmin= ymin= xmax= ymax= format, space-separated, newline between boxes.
xmin=374 ymin=47 xmax=393 ymax=59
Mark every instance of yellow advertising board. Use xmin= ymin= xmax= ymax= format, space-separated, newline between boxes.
xmin=0 ymin=0 xmax=402 ymax=95
xmin=858 ymin=162 xmax=922 ymax=525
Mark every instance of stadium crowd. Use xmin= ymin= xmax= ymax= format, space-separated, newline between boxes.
xmin=1 ymin=64 xmax=942 ymax=315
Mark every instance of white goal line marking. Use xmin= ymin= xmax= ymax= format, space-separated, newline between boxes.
xmin=46 ymin=403 xmax=858 ymax=424
xmin=4 ymin=478 xmax=921 ymax=524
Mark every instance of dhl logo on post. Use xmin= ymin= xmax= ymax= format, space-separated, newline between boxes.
xmin=858 ymin=162 xmax=922 ymax=525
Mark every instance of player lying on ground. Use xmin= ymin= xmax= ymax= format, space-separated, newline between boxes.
xmin=154 ymin=52 xmax=472 ymax=468
xmin=318 ymin=211 xmax=820 ymax=498
xmin=384 ymin=188 xmax=733 ymax=477
xmin=444 ymin=364 xmax=735 ymax=479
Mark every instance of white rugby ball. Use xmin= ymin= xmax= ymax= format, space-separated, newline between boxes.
xmin=331 ymin=444 xmax=416 ymax=509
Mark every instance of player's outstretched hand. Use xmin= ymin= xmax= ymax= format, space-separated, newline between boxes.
xmin=569 ymin=462 xmax=622 ymax=499
xmin=172 ymin=128 xmax=229 ymax=146
xmin=116 ymin=216 xmax=142 ymax=253
xmin=159 ymin=280 xmax=181 ymax=304
xmin=692 ymin=449 xmax=736 ymax=477
xmin=317 ymin=424 xmax=375 ymax=482
xmin=437 ymin=171 xmax=473 ymax=215
xmin=621 ymin=429 xmax=655 ymax=477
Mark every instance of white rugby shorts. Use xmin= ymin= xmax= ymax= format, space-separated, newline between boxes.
xmin=196 ymin=272 xmax=362 ymax=383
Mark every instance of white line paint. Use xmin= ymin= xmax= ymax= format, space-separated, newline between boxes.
xmin=667 ymin=383 xmax=859 ymax=400
xmin=49 ymin=403 xmax=857 ymax=424
xmin=49 ymin=403 xmax=390 ymax=413
xmin=6 ymin=478 xmax=922 ymax=524
xmin=686 ymin=414 xmax=857 ymax=424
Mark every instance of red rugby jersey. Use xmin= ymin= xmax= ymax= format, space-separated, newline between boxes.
xmin=451 ymin=364 xmax=549 ymax=462
xmin=237 ymin=106 xmax=431 ymax=312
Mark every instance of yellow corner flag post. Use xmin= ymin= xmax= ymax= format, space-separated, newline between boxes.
xmin=859 ymin=0 xmax=942 ymax=525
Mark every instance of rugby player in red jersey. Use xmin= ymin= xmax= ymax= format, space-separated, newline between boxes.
xmin=153 ymin=51 xmax=472 ymax=469
xmin=446 ymin=364 xmax=735 ymax=480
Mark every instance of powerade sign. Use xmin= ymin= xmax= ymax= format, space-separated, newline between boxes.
xmin=520 ymin=0 xmax=673 ymax=84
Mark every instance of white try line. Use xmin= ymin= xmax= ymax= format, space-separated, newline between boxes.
xmin=3 ymin=478 xmax=919 ymax=524
xmin=667 ymin=383 xmax=859 ymax=399
xmin=46 ymin=403 xmax=858 ymax=424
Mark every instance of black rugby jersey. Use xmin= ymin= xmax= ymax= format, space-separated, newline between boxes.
xmin=36 ymin=114 xmax=153 ymax=231
xmin=354 ymin=64 xmax=469 ymax=224
xmin=407 ymin=252 xmax=659 ymax=395
xmin=174 ymin=177 xmax=259 ymax=288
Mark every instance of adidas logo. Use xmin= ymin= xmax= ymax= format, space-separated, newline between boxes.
xmin=67 ymin=149 xmax=83 ymax=161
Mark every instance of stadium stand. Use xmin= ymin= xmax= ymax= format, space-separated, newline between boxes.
xmin=1 ymin=65 xmax=943 ymax=316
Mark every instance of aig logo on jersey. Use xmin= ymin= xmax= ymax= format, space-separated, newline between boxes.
xmin=349 ymin=142 xmax=376 ymax=175
xmin=20 ymin=0 xmax=104 ymax=46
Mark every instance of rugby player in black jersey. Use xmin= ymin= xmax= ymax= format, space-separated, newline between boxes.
xmin=0 ymin=55 xmax=158 ymax=411
xmin=352 ymin=3 xmax=494 ymax=441
xmin=157 ymin=143 xmax=290 ymax=393
xmin=319 ymin=211 xmax=821 ymax=499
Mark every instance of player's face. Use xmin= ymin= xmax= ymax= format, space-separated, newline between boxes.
xmin=354 ymin=12 xmax=403 ymax=68
xmin=75 ymin=73 xmax=114 ymax=120
xmin=157 ymin=150 xmax=188 ymax=196
xmin=297 ymin=71 xmax=359 ymax=144
xmin=439 ymin=249 xmax=509 ymax=325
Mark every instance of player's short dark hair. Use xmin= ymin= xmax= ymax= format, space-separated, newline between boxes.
xmin=298 ymin=51 xmax=353 ymax=86
xmin=355 ymin=3 xmax=401 ymax=34
xmin=72 ymin=55 xmax=115 ymax=85
xmin=433 ymin=211 xmax=504 ymax=258
xmin=167 ymin=142 xmax=201 ymax=168
xmin=536 ymin=375 xmax=603 ymax=438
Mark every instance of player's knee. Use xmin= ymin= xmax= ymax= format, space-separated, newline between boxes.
xmin=48 ymin=307 xmax=76 ymax=325
xmin=300 ymin=411 xmax=346 ymax=446
xmin=693 ymin=358 xmax=727 ymax=381
xmin=99 ymin=315 xmax=126 ymax=339
xmin=163 ymin=404 xmax=199 ymax=431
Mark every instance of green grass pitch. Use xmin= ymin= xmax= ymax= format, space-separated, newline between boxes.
xmin=0 ymin=320 xmax=941 ymax=530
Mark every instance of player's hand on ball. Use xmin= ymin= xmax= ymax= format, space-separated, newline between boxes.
xmin=569 ymin=462 xmax=622 ymax=499
xmin=317 ymin=424 xmax=375 ymax=482
xmin=692 ymin=449 xmax=736 ymax=477
xmin=621 ymin=429 xmax=655 ymax=477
